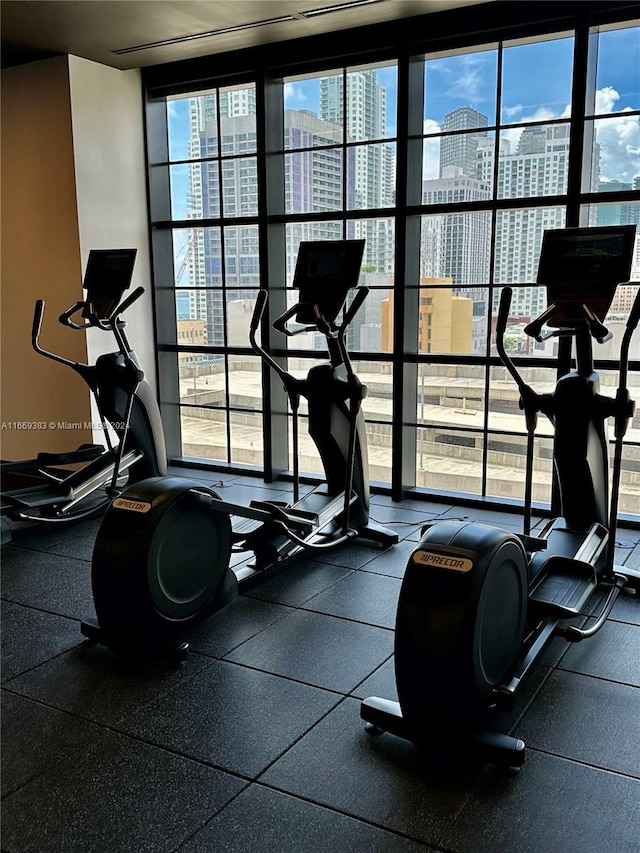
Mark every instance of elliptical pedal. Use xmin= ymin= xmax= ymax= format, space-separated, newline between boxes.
xmin=530 ymin=557 xmax=598 ymax=615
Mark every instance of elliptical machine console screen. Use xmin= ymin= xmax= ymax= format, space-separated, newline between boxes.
xmin=82 ymin=248 xmax=137 ymax=320
xmin=293 ymin=239 xmax=365 ymax=325
xmin=537 ymin=225 xmax=635 ymax=325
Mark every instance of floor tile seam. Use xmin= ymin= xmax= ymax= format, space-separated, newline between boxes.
xmin=2 ymin=542 xmax=91 ymax=563
xmin=293 ymin=599 xmax=396 ymax=630
xmin=523 ymin=744 xmax=640 ymax=781
xmin=503 ymin=664 xmax=555 ymax=736
xmin=347 ymin=652 xmax=395 ymax=698
xmin=554 ymin=663 xmax=640 ymax=691
xmin=250 ymin=695 xmax=348 ymax=783
xmin=2 ymin=640 xmax=86 ymax=686
xmin=237 ymin=594 xmax=395 ymax=634
xmin=192 ymin=602 xmax=298 ymax=659
xmin=82 ymin=716 xmax=261 ymax=784
xmin=1 ymin=681 xmax=140 ymax=737
xmin=0 ymin=595 xmax=88 ymax=624
xmin=216 ymin=655 xmax=354 ymax=697
xmin=609 ymin=614 xmax=640 ymax=627
xmin=249 ymin=774 xmax=439 ymax=852
xmin=0 ymin=726 xmax=115 ymax=801
xmin=170 ymin=778 xmax=255 ymax=853
xmin=2 ymin=650 xmax=217 ymax=729
xmin=240 ymin=568 xmax=357 ymax=609
xmin=356 ymin=564 xmax=405 ymax=579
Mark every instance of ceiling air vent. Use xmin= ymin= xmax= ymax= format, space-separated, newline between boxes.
xmin=113 ymin=15 xmax=297 ymax=55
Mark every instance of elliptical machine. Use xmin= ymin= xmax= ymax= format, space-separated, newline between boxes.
xmin=361 ymin=225 xmax=640 ymax=769
xmin=82 ymin=240 xmax=398 ymax=660
xmin=1 ymin=249 xmax=167 ymax=542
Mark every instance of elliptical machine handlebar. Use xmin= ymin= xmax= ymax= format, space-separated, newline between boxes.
xmin=31 ymin=286 xmax=145 ymax=373
xmin=496 ymin=287 xmax=526 ymax=394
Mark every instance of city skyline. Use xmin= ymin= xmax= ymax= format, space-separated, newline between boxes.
xmin=168 ymin=31 xmax=639 ymax=355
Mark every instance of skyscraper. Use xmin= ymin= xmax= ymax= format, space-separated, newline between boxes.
xmin=439 ymin=106 xmax=489 ymax=178
xmin=320 ymin=69 xmax=395 ymax=273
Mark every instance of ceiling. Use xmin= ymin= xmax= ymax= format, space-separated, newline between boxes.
xmin=1 ymin=0 xmax=490 ymax=71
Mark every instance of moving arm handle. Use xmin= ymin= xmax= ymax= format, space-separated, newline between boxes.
xmin=249 ymin=290 xmax=303 ymax=394
xmin=32 ymin=299 xmax=45 ymax=346
xmin=340 ymin=286 xmax=368 ymax=334
xmin=496 ymin=288 xmax=526 ymax=393
xmin=496 ymin=287 xmax=541 ymax=430
xmin=111 ymin=286 xmax=144 ymax=322
xmin=619 ymin=284 xmax=640 ymax=394
xmin=31 ymin=300 xmax=77 ymax=369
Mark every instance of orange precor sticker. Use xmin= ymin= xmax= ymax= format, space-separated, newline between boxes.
xmin=412 ymin=550 xmax=473 ymax=573
xmin=112 ymin=497 xmax=152 ymax=513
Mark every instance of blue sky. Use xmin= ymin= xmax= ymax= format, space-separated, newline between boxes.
xmin=169 ymin=26 xmax=640 ymax=215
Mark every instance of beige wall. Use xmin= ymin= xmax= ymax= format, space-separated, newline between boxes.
xmin=0 ymin=55 xmax=155 ymax=460
xmin=1 ymin=57 xmax=91 ymax=458
xmin=68 ymin=56 xmax=155 ymax=387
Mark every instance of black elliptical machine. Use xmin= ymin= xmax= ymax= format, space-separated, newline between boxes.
xmin=82 ymin=240 xmax=398 ymax=661
xmin=361 ymin=225 xmax=640 ymax=769
xmin=1 ymin=249 xmax=167 ymax=543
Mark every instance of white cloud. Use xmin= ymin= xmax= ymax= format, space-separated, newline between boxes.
xmin=595 ymin=86 xmax=620 ymax=114
xmin=591 ymin=87 xmax=640 ymax=184
xmin=283 ymin=82 xmax=307 ymax=107
xmin=423 ymin=119 xmax=441 ymax=179
xmin=429 ymin=53 xmax=493 ymax=109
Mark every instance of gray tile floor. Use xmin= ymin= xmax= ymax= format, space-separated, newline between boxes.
xmin=2 ymin=472 xmax=640 ymax=852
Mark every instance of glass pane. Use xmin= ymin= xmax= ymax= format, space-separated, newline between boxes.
xmin=348 ymin=216 xmax=395 ymax=277
xmin=221 ymin=156 xmax=258 ymax=217
xmin=289 ymin=412 xmax=392 ymax=482
xmin=172 ymin=228 xmax=221 ymax=288
xmin=170 ymin=162 xmax=220 ymax=220
xmin=285 ymin=222 xmax=343 ymax=284
xmin=414 ymin=289 xmax=488 ymax=356
xmin=366 ymin=421 xmax=392 ymax=486
xmin=284 ymin=149 xmax=343 ymax=214
xmin=284 ymin=357 xmax=326 ymax=417
xmin=230 ymin=410 xmax=263 ymax=467
xmin=347 ymin=143 xmax=396 ymax=209
xmin=349 ymin=285 xmax=392 ymax=354
xmin=219 ymin=85 xmax=257 ymax=153
xmin=284 ymin=71 xmax=344 ymax=149
xmin=593 ymin=26 xmax=640 ymax=115
xmin=486 ymin=434 xmax=554 ymax=505
xmin=417 ymin=364 xmax=486 ymax=426
xmin=490 ymin=284 xmax=553 ymax=356
xmin=347 ymin=63 xmax=398 ymax=140
xmin=488 ymin=362 xmax=555 ymax=434
xmin=228 ymin=355 xmax=262 ymax=410
xmin=424 ymin=133 xmax=495 ymax=195
xmin=585 ymin=117 xmax=640 ymax=190
xmin=493 ymin=207 xmax=566 ymax=285
xmin=421 ymin=212 xmax=491 ymax=285
xmin=585 ymin=200 xmax=640 ymax=236
xmin=352 ymin=360 xmax=392 ymax=421
xmin=501 ymin=36 xmax=574 ymax=125
xmin=288 ymin=414 xmax=323 ymax=477
xmin=180 ymin=406 xmax=227 ymax=463
xmin=497 ymin=123 xmax=570 ymax=199
xmin=179 ymin=354 xmax=225 ymax=406
xmin=416 ymin=426 xmax=484 ymax=495
xmin=424 ymin=48 xmax=498 ymax=128
xmin=167 ymin=91 xmax=218 ymax=161
xmin=223 ymin=225 xmax=260 ymax=289
xmin=225 ymin=293 xmax=259 ymax=347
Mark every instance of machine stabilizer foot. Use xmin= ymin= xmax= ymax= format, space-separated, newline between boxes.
xmin=361 ymin=696 xmax=526 ymax=768
xmin=80 ymin=619 xmax=189 ymax=666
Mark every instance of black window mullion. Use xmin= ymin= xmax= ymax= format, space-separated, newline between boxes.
xmin=566 ymin=10 xmax=592 ymax=226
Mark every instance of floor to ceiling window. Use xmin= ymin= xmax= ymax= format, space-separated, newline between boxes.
xmin=146 ymin=6 xmax=640 ymax=519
